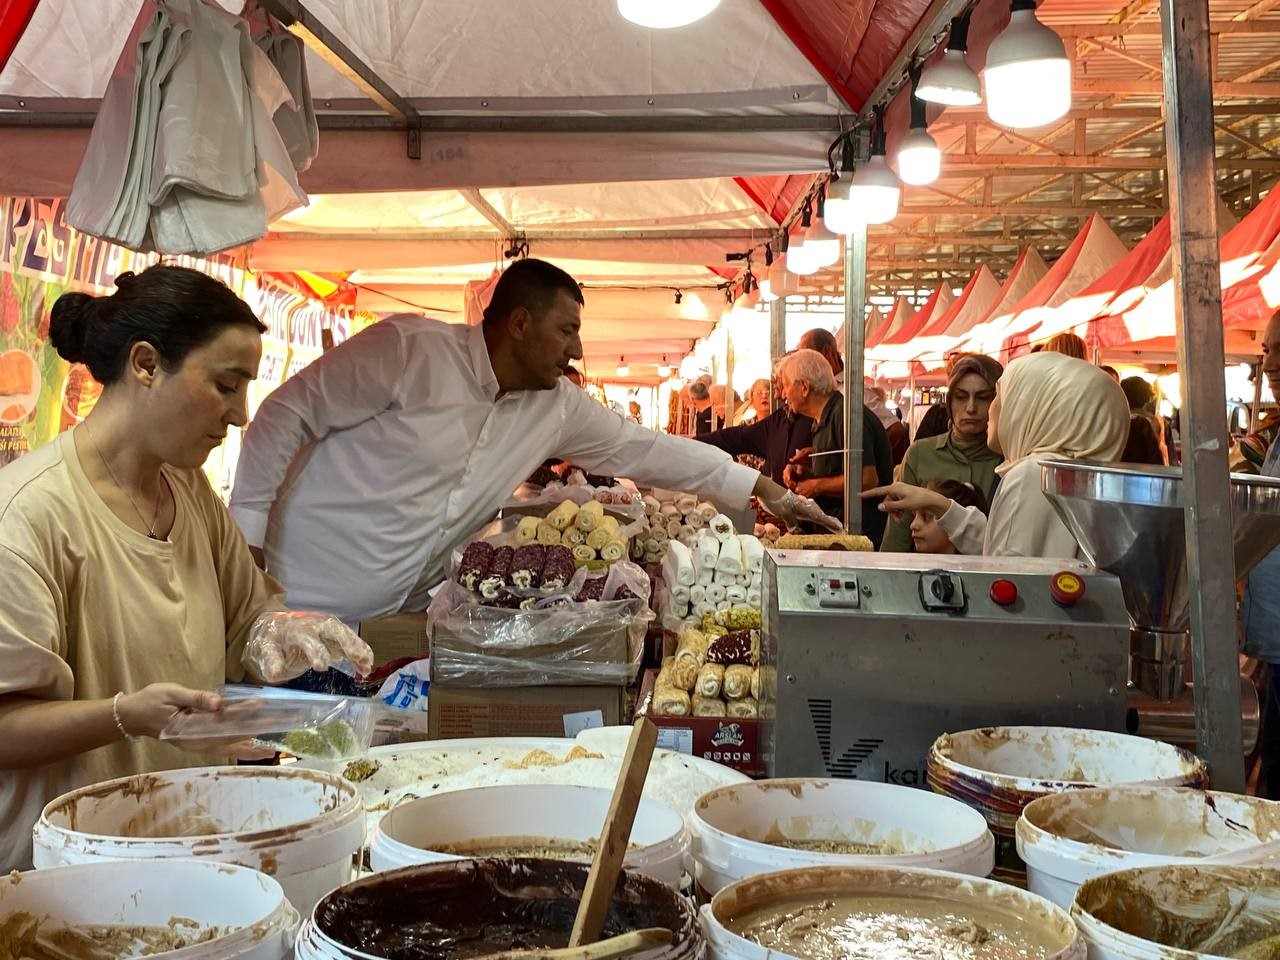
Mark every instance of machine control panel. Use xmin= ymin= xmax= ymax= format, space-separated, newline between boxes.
xmin=919 ymin=570 xmax=966 ymax=613
xmin=817 ymin=573 xmax=860 ymax=609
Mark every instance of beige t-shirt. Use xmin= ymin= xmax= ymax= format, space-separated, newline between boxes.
xmin=0 ymin=430 xmax=286 ymax=871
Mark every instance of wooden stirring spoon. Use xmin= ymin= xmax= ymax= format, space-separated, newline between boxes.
xmin=569 ymin=718 xmax=660 ymax=949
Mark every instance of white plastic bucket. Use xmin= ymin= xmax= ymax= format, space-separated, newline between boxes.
xmin=928 ymin=727 xmax=1207 ymax=885
xmin=369 ymin=783 xmax=687 ymax=887
xmin=299 ymin=859 xmax=704 ymax=960
xmin=702 ymin=864 xmax=1084 ymax=960
xmin=1018 ymin=786 xmax=1280 ymax=910
xmin=0 ymin=859 xmax=298 ymax=959
xmin=33 ymin=765 xmax=364 ymax=916
xmin=1072 ymin=864 xmax=1280 ymax=960
xmin=690 ymin=778 xmax=995 ymax=896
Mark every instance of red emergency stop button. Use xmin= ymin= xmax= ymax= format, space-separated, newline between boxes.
xmin=990 ymin=579 xmax=1018 ymax=606
xmin=1050 ymin=571 xmax=1086 ymax=607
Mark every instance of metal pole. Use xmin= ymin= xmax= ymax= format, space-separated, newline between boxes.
xmin=1160 ymin=0 xmax=1245 ymax=791
xmin=1250 ymin=362 xmax=1264 ymax=434
xmin=843 ymin=226 xmax=868 ymax=533
xmin=770 ymin=296 xmax=787 ymax=411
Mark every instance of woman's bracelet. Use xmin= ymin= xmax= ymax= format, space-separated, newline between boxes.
xmin=112 ymin=692 xmax=140 ymax=743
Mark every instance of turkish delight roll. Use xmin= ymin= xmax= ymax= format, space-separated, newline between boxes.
xmin=547 ymin=498 xmax=580 ymax=532
xmin=457 ymin=541 xmax=494 ymax=591
xmin=480 ymin=545 xmax=515 ymax=599
xmin=510 ymin=544 xmax=547 ymax=590
xmin=576 ymin=499 xmax=605 ymax=532
xmin=539 ymin=545 xmax=575 ymax=590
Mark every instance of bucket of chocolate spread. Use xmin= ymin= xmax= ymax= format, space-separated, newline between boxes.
xmin=295 ymin=858 xmax=705 ymax=960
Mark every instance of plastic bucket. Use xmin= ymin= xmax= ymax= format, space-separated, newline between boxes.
xmin=689 ymin=778 xmax=995 ymax=896
xmin=1072 ymin=864 xmax=1280 ymax=960
xmin=369 ymin=783 xmax=688 ymax=887
xmin=702 ymin=864 xmax=1084 ymax=960
xmin=297 ymin=858 xmax=704 ymax=960
xmin=0 ymin=859 xmax=298 ymax=959
xmin=33 ymin=765 xmax=364 ymax=916
xmin=928 ymin=727 xmax=1207 ymax=886
xmin=1018 ymin=786 xmax=1280 ymax=909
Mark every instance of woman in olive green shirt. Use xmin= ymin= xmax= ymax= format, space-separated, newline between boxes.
xmin=881 ymin=355 xmax=1004 ymax=552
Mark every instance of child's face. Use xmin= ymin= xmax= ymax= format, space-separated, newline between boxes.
xmin=910 ymin=508 xmax=956 ymax=554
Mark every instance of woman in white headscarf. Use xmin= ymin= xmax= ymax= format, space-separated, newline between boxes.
xmin=863 ymin=352 xmax=1129 ymax=559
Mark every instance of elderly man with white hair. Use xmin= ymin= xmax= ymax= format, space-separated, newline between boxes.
xmin=779 ymin=348 xmax=893 ymax=546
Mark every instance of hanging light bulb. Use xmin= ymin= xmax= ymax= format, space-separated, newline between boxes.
xmin=824 ymin=135 xmax=860 ymax=235
xmin=786 ymin=204 xmax=820 ymax=276
xmin=850 ymin=108 xmax=901 ymax=225
xmin=616 ymin=356 xmax=630 ymax=377
xmin=918 ymin=12 xmax=982 ymax=106
xmin=985 ymin=0 xmax=1071 ymax=128
xmin=897 ymin=64 xmax=941 ymax=186
xmin=802 ymin=186 xmax=841 ymax=268
xmin=617 ymin=0 xmax=719 ymax=29
xmin=769 ymin=233 xmax=802 ymax=297
xmin=657 ymin=355 xmax=672 ymax=378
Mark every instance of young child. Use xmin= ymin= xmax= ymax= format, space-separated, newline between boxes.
xmin=910 ymin=480 xmax=990 ymax=554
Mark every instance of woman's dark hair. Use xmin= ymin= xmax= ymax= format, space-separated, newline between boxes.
xmin=915 ymin=402 xmax=950 ymax=441
xmin=48 ymin=265 xmax=265 ymax=385
xmin=928 ymin=479 xmax=990 ymax=515
xmin=1121 ymin=414 xmax=1165 ymax=465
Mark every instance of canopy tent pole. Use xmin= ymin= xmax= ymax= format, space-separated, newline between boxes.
xmin=770 ymin=294 xmax=787 ymax=409
xmin=843 ymin=226 xmax=868 ymax=534
xmin=1160 ymin=0 xmax=1245 ymax=790
xmin=1250 ymin=362 xmax=1263 ymax=434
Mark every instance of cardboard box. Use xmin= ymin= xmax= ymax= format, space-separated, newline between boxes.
xmin=359 ymin=613 xmax=429 ymax=665
xmin=428 ymin=685 xmax=627 ymax=739
xmin=635 ymin=669 xmax=766 ymax=778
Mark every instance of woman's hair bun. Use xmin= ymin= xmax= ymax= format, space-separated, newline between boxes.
xmin=49 ymin=291 xmax=96 ymax=364
xmin=114 ymin=271 xmax=137 ymax=291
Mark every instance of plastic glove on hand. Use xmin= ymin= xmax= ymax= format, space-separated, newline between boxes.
xmin=241 ymin=611 xmax=374 ymax=684
xmin=760 ymin=489 xmax=843 ymax=533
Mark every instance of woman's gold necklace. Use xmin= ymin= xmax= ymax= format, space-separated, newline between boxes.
xmin=82 ymin=420 xmax=164 ymax=539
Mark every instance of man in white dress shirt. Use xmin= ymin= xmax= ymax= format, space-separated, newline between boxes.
xmin=230 ymin=259 xmax=835 ymax=624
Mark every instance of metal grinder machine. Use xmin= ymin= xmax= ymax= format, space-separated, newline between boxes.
xmin=761 ymin=552 xmax=1131 ymax=782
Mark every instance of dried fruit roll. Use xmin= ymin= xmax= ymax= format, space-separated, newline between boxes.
xmin=516 ymin=515 xmax=541 ymax=545
xmin=575 ymin=499 xmax=605 ymax=532
xmin=774 ymin=533 xmax=874 ymax=551
xmin=480 ymin=545 xmax=515 ymax=599
xmin=727 ymin=697 xmax=758 ymax=719
xmin=575 ymin=575 xmax=607 ymax=602
xmin=457 ymin=541 xmax=495 ymax=591
xmin=653 ymin=662 xmax=691 ymax=717
xmin=510 ymin=544 xmax=548 ymax=589
xmin=669 ymin=655 xmax=699 ymax=691
xmin=674 ymin=628 xmax=709 ymax=666
xmin=692 ymin=693 xmax=727 ymax=717
xmin=696 ymin=662 xmax=725 ymax=698
xmin=536 ymin=521 xmax=562 ymax=546
xmin=547 ymin=499 xmax=580 ymax=531
xmin=539 ymin=544 xmax=575 ymax=590
xmin=724 ymin=663 xmax=754 ymax=699
xmin=586 ymin=515 xmax=620 ymax=551
xmin=707 ymin=629 xmax=755 ymax=665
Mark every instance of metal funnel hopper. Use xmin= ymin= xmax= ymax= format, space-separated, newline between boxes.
xmin=1042 ymin=460 xmax=1280 ymax=633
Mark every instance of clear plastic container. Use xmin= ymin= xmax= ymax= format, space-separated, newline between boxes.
xmin=160 ymin=685 xmax=378 ymax=759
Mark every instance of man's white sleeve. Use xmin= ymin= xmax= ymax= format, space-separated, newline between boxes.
xmin=554 ymin=388 xmax=758 ymax=507
xmin=229 ymin=320 xmax=405 ymax=546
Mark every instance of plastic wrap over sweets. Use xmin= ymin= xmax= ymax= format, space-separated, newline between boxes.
xmin=430 ymin=535 xmax=652 ymax=686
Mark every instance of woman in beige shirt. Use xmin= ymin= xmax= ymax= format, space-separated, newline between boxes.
xmin=0 ymin=266 xmax=372 ymax=871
